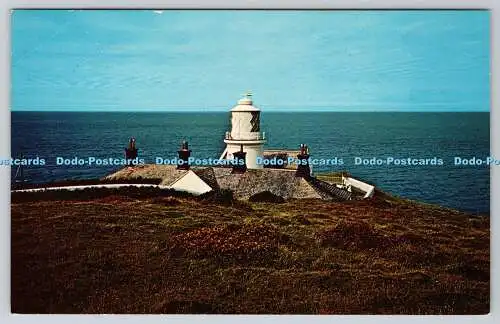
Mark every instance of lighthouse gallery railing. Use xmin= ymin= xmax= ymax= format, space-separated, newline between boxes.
xmin=225 ymin=132 xmax=266 ymax=141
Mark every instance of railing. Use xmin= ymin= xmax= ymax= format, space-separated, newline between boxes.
xmin=225 ymin=131 xmax=266 ymax=141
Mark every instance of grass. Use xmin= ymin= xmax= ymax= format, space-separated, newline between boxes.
xmin=315 ymin=171 xmax=350 ymax=184
xmin=11 ymin=188 xmax=489 ymax=314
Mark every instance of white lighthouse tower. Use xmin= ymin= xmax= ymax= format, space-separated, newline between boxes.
xmin=220 ymin=92 xmax=266 ymax=169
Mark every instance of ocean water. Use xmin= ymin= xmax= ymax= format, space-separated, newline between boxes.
xmin=11 ymin=112 xmax=490 ymax=215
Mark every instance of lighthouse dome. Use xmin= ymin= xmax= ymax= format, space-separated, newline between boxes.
xmin=231 ymin=92 xmax=261 ymax=112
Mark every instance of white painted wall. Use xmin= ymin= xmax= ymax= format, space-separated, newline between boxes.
xmin=225 ymin=143 xmax=264 ymax=169
xmin=12 ymin=183 xmax=159 ymax=193
xmin=170 ymin=171 xmax=212 ymax=195
xmin=343 ymin=177 xmax=375 ymax=199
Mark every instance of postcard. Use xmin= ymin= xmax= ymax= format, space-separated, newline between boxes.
xmin=9 ymin=9 xmax=490 ymax=314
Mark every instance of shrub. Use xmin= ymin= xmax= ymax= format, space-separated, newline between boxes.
xmin=169 ymin=224 xmax=289 ymax=264
xmin=317 ymin=220 xmax=393 ymax=250
xmin=197 ymin=189 xmax=235 ymax=206
xmin=249 ymin=191 xmax=285 ymax=203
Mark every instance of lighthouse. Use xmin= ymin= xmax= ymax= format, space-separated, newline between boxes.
xmin=220 ymin=92 xmax=266 ymax=169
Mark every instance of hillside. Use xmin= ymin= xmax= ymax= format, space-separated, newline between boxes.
xmin=11 ymin=188 xmax=489 ymax=314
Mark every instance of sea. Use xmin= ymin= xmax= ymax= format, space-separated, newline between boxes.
xmin=11 ymin=112 xmax=490 ymax=215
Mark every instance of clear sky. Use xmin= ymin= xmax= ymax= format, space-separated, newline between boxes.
xmin=11 ymin=10 xmax=490 ymax=112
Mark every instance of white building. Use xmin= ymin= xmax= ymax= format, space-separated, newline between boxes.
xmin=219 ymin=92 xmax=266 ymax=169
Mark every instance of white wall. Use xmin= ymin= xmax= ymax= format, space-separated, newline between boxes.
xmin=226 ymin=143 xmax=264 ymax=169
xmin=344 ymin=177 xmax=375 ymax=198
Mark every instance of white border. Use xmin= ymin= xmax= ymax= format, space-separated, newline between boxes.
xmin=1 ymin=1 xmax=497 ymax=323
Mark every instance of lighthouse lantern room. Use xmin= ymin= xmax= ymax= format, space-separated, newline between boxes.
xmin=220 ymin=92 xmax=266 ymax=169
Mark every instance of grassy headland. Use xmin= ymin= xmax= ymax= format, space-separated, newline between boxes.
xmin=11 ymin=187 xmax=489 ymax=314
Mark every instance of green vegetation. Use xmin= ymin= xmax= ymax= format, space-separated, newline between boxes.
xmin=11 ymin=188 xmax=489 ymax=314
xmin=315 ymin=171 xmax=349 ymax=184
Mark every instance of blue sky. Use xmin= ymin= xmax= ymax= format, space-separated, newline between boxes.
xmin=11 ymin=10 xmax=490 ymax=112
